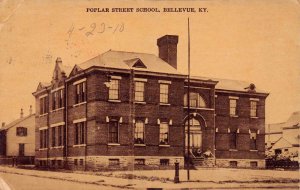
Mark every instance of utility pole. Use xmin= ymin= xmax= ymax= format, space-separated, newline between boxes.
xmin=187 ymin=17 xmax=191 ymax=181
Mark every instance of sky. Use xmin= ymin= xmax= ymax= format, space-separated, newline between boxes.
xmin=0 ymin=0 xmax=299 ymax=125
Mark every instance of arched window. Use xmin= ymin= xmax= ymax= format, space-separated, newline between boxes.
xmin=184 ymin=93 xmax=207 ymax=108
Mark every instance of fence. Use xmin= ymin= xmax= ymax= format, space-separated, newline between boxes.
xmin=266 ymin=159 xmax=299 ymax=170
xmin=0 ymin=156 xmax=35 ymax=165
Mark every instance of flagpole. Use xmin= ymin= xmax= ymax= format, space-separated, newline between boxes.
xmin=187 ymin=17 xmax=191 ymax=181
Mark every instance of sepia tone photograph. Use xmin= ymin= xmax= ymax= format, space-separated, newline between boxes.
xmin=0 ymin=0 xmax=299 ymax=189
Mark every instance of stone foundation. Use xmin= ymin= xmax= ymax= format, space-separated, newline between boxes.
xmin=216 ymin=159 xmax=265 ymax=168
xmin=62 ymin=156 xmax=184 ymax=171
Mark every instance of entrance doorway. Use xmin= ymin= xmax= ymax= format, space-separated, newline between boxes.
xmin=185 ymin=118 xmax=202 ymax=157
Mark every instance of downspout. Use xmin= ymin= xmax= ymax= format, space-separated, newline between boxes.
xmin=213 ymin=88 xmax=217 ymax=166
xmin=64 ymin=80 xmax=68 ymax=169
xmin=129 ymin=69 xmax=135 ymax=171
xmin=46 ymin=89 xmax=50 ymax=169
xmin=84 ymin=71 xmax=88 ymax=171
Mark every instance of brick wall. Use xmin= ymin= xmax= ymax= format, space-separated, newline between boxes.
xmin=215 ymin=92 xmax=266 ymax=160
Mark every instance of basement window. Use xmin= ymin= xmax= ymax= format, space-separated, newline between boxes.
xmin=80 ymin=159 xmax=84 ymax=166
xmin=250 ymin=161 xmax=258 ymax=168
xmin=160 ymin=159 xmax=169 ymax=166
xmin=74 ymin=159 xmax=78 ymax=166
xmin=109 ymin=159 xmax=120 ymax=166
xmin=229 ymin=161 xmax=237 ymax=167
xmin=134 ymin=159 xmax=145 ymax=165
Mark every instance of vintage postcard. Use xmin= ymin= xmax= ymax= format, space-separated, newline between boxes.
xmin=0 ymin=0 xmax=299 ymax=189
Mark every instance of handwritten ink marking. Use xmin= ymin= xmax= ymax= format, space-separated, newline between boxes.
xmin=85 ymin=23 xmax=96 ymax=37
xmin=7 ymin=57 xmax=12 ymax=64
xmin=119 ymin=23 xmax=124 ymax=32
xmin=67 ymin=24 xmax=74 ymax=38
xmin=98 ymin=23 xmax=105 ymax=33
xmin=78 ymin=27 xmax=85 ymax=31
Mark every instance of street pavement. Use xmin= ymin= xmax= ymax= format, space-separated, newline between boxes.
xmin=0 ymin=166 xmax=299 ymax=189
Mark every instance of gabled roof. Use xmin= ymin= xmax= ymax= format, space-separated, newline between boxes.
xmin=73 ymin=50 xmax=183 ymax=76
xmin=191 ymin=76 xmax=267 ymax=94
xmin=268 ymin=111 xmax=300 ymax=131
xmin=272 ymin=136 xmax=299 ymax=149
xmin=0 ymin=114 xmax=35 ymax=131
xmin=36 ymin=82 xmax=51 ymax=92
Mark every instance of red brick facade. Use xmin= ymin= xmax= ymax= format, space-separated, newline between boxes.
xmin=33 ymin=35 xmax=268 ymax=170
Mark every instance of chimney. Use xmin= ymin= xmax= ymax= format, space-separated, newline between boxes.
xmin=20 ymin=108 xmax=24 ymax=118
xmin=157 ymin=35 xmax=179 ymax=69
xmin=29 ymin=105 xmax=33 ymax=115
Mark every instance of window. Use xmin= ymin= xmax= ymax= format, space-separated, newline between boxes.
xmin=52 ymin=89 xmax=64 ymax=110
xmin=58 ymin=89 xmax=64 ymax=108
xmin=160 ymin=159 xmax=169 ymax=166
xmin=250 ymin=101 xmax=257 ymax=117
xmin=159 ymin=122 xmax=169 ymax=145
xmin=40 ymin=129 xmax=48 ymax=148
xmin=250 ymin=131 xmax=257 ymax=150
xmin=229 ymin=99 xmax=237 ymax=116
xmin=79 ymin=159 xmax=84 ymax=166
xmin=75 ymin=82 xmax=86 ymax=104
xmin=75 ymin=122 xmax=85 ymax=145
xmin=40 ymin=96 xmax=48 ymax=115
xmin=57 ymin=160 xmax=62 ymax=166
xmin=51 ymin=160 xmax=56 ymax=166
xmin=134 ymin=120 xmax=145 ymax=144
xmin=16 ymin=127 xmax=27 ymax=136
xmin=184 ymin=93 xmax=207 ymax=108
xmin=19 ymin=144 xmax=25 ymax=156
xmin=160 ymin=84 xmax=169 ymax=103
xmin=109 ymin=159 xmax=120 ymax=166
xmin=134 ymin=159 xmax=145 ymax=165
xmin=229 ymin=161 xmax=237 ymax=167
xmin=134 ymin=81 xmax=145 ymax=102
xmin=52 ymin=91 xmax=57 ymax=110
xmin=51 ymin=127 xmax=56 ymax=147
xmin=74 ymin=159 xmax=78 ymax=166
xmin=108 ymin=120 xmax=119 ymax=143
xmin=250 ymin=161 xmax=258 ymax=168
xmin=109 ymin=79 xmax=120 ymax=100
xmin=58 ymin=126 xmax=63 ymax=146
xmin=229 ymin=130 xmax=237 ymax=149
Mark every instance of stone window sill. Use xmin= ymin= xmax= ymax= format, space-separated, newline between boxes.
xmin=183 ymin=107 xmax=214 ymax=111
xmin=230 ymin=115 xmax=238 ymax=118
xmin=50 ymin=107 xmax=65 ymax=113
xmin=73 ymin=144 xmax=86 ymax=147
xmin=39 ymin=113 xmax=48 ymax=117
xmin=250 ymin=116 xmax=259 ymax=119
xmin=134 ymin=144 xmax=146 ymax=147
xmin=250 ymin=149 xmax=258 ymax=152
xmin=108 ymin=99 xmax=121 ymax=103
xmin=159 ymin=144 xmax=170 ymax=147
xmin=73 ymin=102 xmax=87 ymax=107
xmin=159 ymin=103 xmax=170 ymax=106
xmin=38 ymin=148 xmax=48 ymax=151
xmin=50 ymin=146 xmax=64 ymax=149
xmin=108 ymin=143 xmax=120 ymax=146
xmin=229 ymin=149 xmax=238 ymax=151
xmin=134 ymin=101 xmax=146 ymax=104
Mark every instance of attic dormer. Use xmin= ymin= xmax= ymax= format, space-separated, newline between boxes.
xmin=69 ymin=65 xmax=83 ymax=77
xmin=124 ymin=58 xmax=147 ymax=69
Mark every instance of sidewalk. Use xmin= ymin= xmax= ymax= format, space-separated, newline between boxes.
xmin=0 ymin=166 xmax=299 ymax=189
